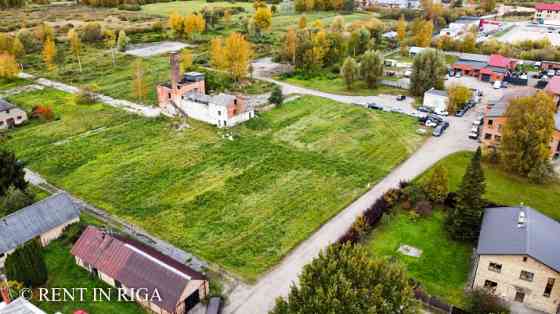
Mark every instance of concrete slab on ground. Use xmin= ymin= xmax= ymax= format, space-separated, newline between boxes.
xmin=125 ymin=41 xmax=195 ymax=57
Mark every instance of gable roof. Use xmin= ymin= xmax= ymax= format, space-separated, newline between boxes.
xmin=0 ymin=193 xmax=80 ymax=254
xmin=488 ymin=54 xmax=512 ymax=68
xmin=0 ymin=99 xmax=15 ymax=112
xmin=536 ymin=2 xmax=560 ymax=11
xmin=486 ymin=87 xmax=537 ymax=117
xmin=477 ymin=206 xmax=560 ymax=273
xmin=71 ymin=226 xmax=206 ymax=313
xmin=0 ymin=297 xmax=47 ymax=314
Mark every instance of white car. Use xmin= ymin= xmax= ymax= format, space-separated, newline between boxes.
xmin=455 ymin=72 xmax=462 ymax=78
xmin=468 ymin=131 xmax=479 ymax=139
xmin=548 ymin=70 xmax=556 ymax=77
xmin=434 ymin=109 xmax=449 ymax=116
xmin=493 ymin=80 xmax=502 ymax=89
xmin=472 ymin=119 xmax=482 ymax=126
xmin=471 ymin=125 xmax=480 ymax=133
xmin=425 ymin=120 xmax=438 ymax=128
xmin=404 ymin=70 xmax=412 ymax=77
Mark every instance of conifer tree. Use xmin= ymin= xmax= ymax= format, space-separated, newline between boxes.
xmin=5 ymin=241 xmax=48 ymax=287
xmin=68 ymin=29 xmax=82 ymax=72
xmin=0 ymin=149 xmax=27 ymax=197
xmin=423 ymin=164 xmax=448 ymax=203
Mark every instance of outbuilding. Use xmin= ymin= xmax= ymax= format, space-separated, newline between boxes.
xmin=423 ymin=88 xmax=449 ymax=114
xmin=0 ymin=99 xmax=27 ymax=129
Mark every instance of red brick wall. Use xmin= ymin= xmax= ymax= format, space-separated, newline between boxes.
xmin=156 ymin=80 xmax=206 ymax=108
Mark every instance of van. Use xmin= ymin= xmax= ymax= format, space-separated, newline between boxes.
xmin=493 ymin=80 xmax=501 ymax=89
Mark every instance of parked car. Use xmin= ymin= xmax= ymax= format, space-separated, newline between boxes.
xmin=428 ymin=114 xmax=444 ymax=123
xmin=432 ymin=124 xmax=445 ymax=137
xmin=455 ymin=108 xmax=467 ymax=117
xmin=390 ymin=107 xmax=404 ymax=113
xmin=548 ymin=69 xmax=556 ymax=77
xmin=404 ymin=69 xmax=412 ymax=77
xmin=425 ymin=120 xmax=438 ymax=128
xmin=207 ymin=297 xmax=222 ymax=314
xmin=441 ymin=121 xmax=450 ymax=129
xmin=493 ymin=80 xmax=502 ymax=89
xmin=468 ymin=131 xmax=479 ymax=139
xmin=367 ymin=102 xmax=383 ymax=110
xmin=434 ymin=108 xmax=449 ymax=116
xmin=396 ymin=95 xmax=406 ymax=101
xmin=410 ymin=111 xmax=427 ymax=118
xmin=417 ymin=106 xmax=432 ymax=113
xmin=418 ymin=115 xmax=429 ymax=123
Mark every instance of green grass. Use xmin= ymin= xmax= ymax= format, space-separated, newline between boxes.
xmin=0 ymin=78 xmax=31 ymax=91
xmin=6 ymin=88 xmax=425 ymax=281
xmin=279 ymin=76 xmax=407 ymax=96
xmin=142 ymin=0 xmax=255 ymax=16
xmin=36 ymin=240 xmax=146 ymax=314
xmin=366 ymin=211 xmax=472 ymax=306
xmin=417 ymin=151 xmax=560 ymax=220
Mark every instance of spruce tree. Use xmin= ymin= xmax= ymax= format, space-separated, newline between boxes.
xmin=0 ymin=149 xmax=28 ymax=197
xmin=423 ymin=164 xmax=448 ymax=203
xmin=5 ymin=240 xmax=48 ymax=287
xmin=446 ymin=148 xmax=486 ymax=241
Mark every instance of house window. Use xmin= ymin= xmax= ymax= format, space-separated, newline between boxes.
xmin=523 ymin=256 xmax=528 ymax=262
xmin=497 ymin=124 xmax=502 ymax=131
xmin=488 ymin=262 xmax=502 ymax=273
xmin=494 ymin=135 xmax=501 ymax=142
xmin=168 ymin=93 xmax=171 ymax=98
xmin=484 ymin=280 xmax=498 ymax=292
xmin=218 ymin=111 xmax=221 ymax=116
xmin=488 ymin=119 xmax=494 ymax=128
xmin=520 ymin=270 xmax=534 ymax=282
xmin=17 ymin=116 xmax=22 ymax=120
xmin=544 ymin=278 xmax=555 ymax=297
xmin=484 ymin=133 xmax=492 ymax=140
xmin=515 ymin=291 xmax=525 ymax=303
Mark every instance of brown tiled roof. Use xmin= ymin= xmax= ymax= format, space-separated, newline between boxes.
xmin=71 ymin=227 xmax=206 ymax=313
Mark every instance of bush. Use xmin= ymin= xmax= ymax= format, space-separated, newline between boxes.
xmin=444 ymin=192 xmax=458 ymax=209
xmin=16 ymin=29 xmax=40 ymax=53
xmin=528 ymin=160 xmax=557 ymax=184
xmin=75 ymin=85 xmax=98 ymax=105
xmin=414 ymin=200 xmax=432 ymax=217
xmin=383 ymin=188 xmax=401 ymax=207
xmin=32 ymin=105 xmax=54 ymax=121
xmin=60 ymin=222 xmax=87 ymax=245
xmin=80 ymin=22 xmax=104 ymax=43
xmin=466 ymin=288 xmax=510 ymax=314
xmin=268 ymin=85 xmax=283 ymax=106
xmin=119 ymin=3 xmax=141 ymax=10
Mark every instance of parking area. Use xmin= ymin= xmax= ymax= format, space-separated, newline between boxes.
xmin=497 ymin=23 xmax=560 ymax=46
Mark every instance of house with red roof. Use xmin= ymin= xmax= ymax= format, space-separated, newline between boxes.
xmin=535 ymin=2 xmax=560 ymax=25
xmin=452 ymin=54 xmax=517 ymax=82
xmin=71 ymin=226 xmax=209 ymax=314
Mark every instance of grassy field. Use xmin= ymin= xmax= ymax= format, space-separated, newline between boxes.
xmin=0 ymin=78 xmax=31 ymax=91
xmin=279 ymin=75 xmax=407 ymax=96
xmin=366 ymin=211 xmax=472 ymax=306
xmin=142 ymin=0 xmax=255 ymax=16
xmin=417 ymin=152 xmax=560 ymax=220
xmin=36 ymin=240 xmax=146 ymax=314
xmin=6 ymin=88 xmax=424 ymax=281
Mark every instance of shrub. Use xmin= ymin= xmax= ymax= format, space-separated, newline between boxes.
xmin=383 ymin=188 xmax=401 ymax=207
xmin=268 ymin=85 xmax=283 ymax=106
xmin=32 ymin=105 xmax=54 ymax=121
xmin=16 ymin=29 xmax=40 ymax=53
xmin=465 ymin=288 xmax=510 ymax=314
xmin=80 ymin=22 xmax=104 ymax=42
xmin=118 ymin=3 xmax=141 ymax=10
xmin=444 ymin=192 xmax=458 ymax=209
xmin=414 ymin=200 xmax=432 ymax=217
xmin=61 ymin=222 xmax=87 ymax=245
xmin=75 ymin=84 xmax=98 ymax=105
xmin=528 ymin=160 xmax=557 ymax=184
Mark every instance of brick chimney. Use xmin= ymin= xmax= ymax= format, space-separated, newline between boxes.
xmin=0 ymin=274 xmax=10 ymax=305
xmin=170 ymin=51 xmax=181 ymax=92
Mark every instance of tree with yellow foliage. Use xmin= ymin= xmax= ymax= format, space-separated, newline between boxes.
xmin=298 ymin=15 xmax=307 ymax=29
xmin=223 ymin=10 xmax=232 ymax=28
xmin=11 ymin=38 xmax=24 ymax=59
xmin=68 ymin=29 xmax=83 ymax=73
xmin=396 ymin=15 xmax=407 ymax=55
xmin=184 ymin=14 xmax=206 ymax=39
xmin=42 ymin=38 xmax=56 ymax=71
xmin=415 ymin=20 xmax=433 ymax=47
xmin=0 ymin=53 xmax=20 ymax=79
xmin=104 ymin=29 xmax=117 ymax=67
xmin=284 ymin=27 xmax=297 ymax=64
xmin=169 ymin=11 xmax=184 ymax=37
xmin=180 ymin=49 xmax=193 ymax=73
xmin=210 ymin=37 xmax=227 ymax=70
xmin=254 ymin=6 xmax=272 ymax=36
xmin=224 ymin=32 xmax=253 ymax=82
xmin=132 ymin=59 xmax=148 ymax=103
xmin=311 ymin=29 xmax=328 ymax=69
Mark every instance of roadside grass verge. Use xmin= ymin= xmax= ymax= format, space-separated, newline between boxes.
xmin=278 ymin=75 xmax=407 ymax=96
xmin=6 ymin=89 xmax=424 ymax=281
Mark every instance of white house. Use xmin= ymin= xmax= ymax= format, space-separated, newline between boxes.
xmin=0 ymin=99 xmax=27 ymax=129
xmin=423 ymin=88 xmax=449 ymax=113
xmin=409 ymin=46 xmax=427 ymax=57
xmin=0 ymin=297 xmax=47 ymax=314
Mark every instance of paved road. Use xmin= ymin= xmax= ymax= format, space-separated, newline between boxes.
xmin=225 ymin=63 xmax=483 ymax=314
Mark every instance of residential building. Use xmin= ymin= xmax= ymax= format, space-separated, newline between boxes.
xmin=423 ymin=88 xmax=448 ymax=113
xmin=481 ymin=86 xmax=560 ymax=159
xmin=409 ymin=46 xmax=427 ymax=57
xmin=0 ymin=193 xmax=80 ymax=269
xmin=0 ymin=297 xmax=47 ymax=314
xmin=473 ymin=206 xmax=560 ymax=314
xmin=71 ymin=226 xmax=209 ymax=314
xmin=156 ymin=52 xmax=255 ymax=128
xmin=452 ymin=54 xmax=517 ymax=82
xmin=534 ymin=3 xmax=560 ymax=26
xmin=0 ymin=99 xmax=27 ymax=130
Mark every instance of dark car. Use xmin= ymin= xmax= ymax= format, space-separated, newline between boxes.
xmin=432 ymin=124 xmax=445 ymax=137
xmin=418 ymin=115 xmax=429 ymax=123
xmin=396 ymin=95 xmax=406 ymax=101
xmin=367 ymin=103 xmax=383 ymax=110
xmin=455 ymin=108 xmax=467 ymax=117
xmin=428 ymin=114 xmax=444 ymax=123
xmin=441 ymin=121 xmax=450 ymax=129
xmin=417 ymin=106 xmax=432 ymax=113
xmin=207 ymin=297 xmax=222 ymax=314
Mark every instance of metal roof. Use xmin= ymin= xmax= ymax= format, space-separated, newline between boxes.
xmin=453 ymin=59 xmax=487 ymax=69
xmin=0 ymin=193 xmax=80 ymax=254
xmin=210 ymin=93 xmax=237 ymax=107
xmin=0 ymin=297 xmax=47 ymax=314
xmin=477 ymin=207 xmax=560 ymax=273
xmin=0 ymin=99 xmax=15 ymax=112
xmin=425 ymin=89 xmax=448 ymax=97
xmin=71 ymin=226 xmax=206 ymax=313
xmin=486 ymin=88 xmax=537 ymax=117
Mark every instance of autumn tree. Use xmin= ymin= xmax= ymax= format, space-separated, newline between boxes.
xmin=397 ymin=15 xmax=407 ymax=55
xmin=223 ymin=10 xmax=232 ymax=27
xmin=311 ymin=29 xmax=329 ymax=70
xmin=184 ymin=14 xmax=205 ymax=39
xmin=480 ymin=0 xmax=496 ymax=12
xmin=169 ymin=11 xmax=184 ymax=37
xmin=253 ymin=6 xmax=272 ymax=36
xmin=11 ymin=37 xmax=24 ymax=59
xmin=284 ymin=27 xmax=297 ymax=64
xmin=271 ymin=244 xmax=418 ymax=314
xmin=500 ymin=91 xmax=556 ymax=177
xmin=446 ymin=147 xmax=486 ymax=242
xmin=298 ymin=15 xmax=307 ymax=29
xmin=105 ymin=29 xmax=117 ymax=67
xmin=409 ymin=49 xmax=446 ymax=96
xmin=0 ymin=53 xmax=20 ymax=79
xmin=42 ymin=37 xmax=56 ymax=71
xmin=224 ymin=32 xmax=253 ymax=82
xmin=359 ymin=50 xmax=384 ymax=88
xmin=36 ymin=23 xmax=54 ymax=43
xmin=340 ymin=56 xmax=358 ymax=90
xmin=210 ymin=37 xmax=227 ymax=70
xmin=68 ymin=29 xmax=82 ymax=72
xmin=447 ymin=84 xmax=472 ymax=114
xmin=117 ymin=30 xmax=128 ymax=52
xmin=415 ymin=20 xmax=433 ymax=47
xmin=331 ymin=15 xmax=345 ymax=32
xmin=131 ymin=59 xmax=148 ymax=103
xmin=180 ymin=49 xmax=193 ymax=73
xmin=423 ymin=164 xmax=448 ymax=203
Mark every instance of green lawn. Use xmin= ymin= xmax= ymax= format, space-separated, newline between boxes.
xmin=36 ymin=240 xmax=146 ymax=314
xmin=6 ymin=88 xmax=424 ymax=281
xmin=279 ymin=76 xmax=407 ymax=96
xmin=142 ymin=0 xmax=255 ymax=16
xmin=0 ymin=77 xmax=31 ymax=91
xmin=366 ymin=211 xmax=472 ymax=306
xmin=418 ymin=152 xmax=560 ymax=220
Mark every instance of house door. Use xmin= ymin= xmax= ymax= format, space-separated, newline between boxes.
xmin=184 ymin=290 xmax=200 ymax=313
xmin=91 ymin=268 xmax=99 ymax=279
xmin=6 ymin=118 xmax=15 ymax=128
xmin=514 ymin=291 xmax=525 ymax=303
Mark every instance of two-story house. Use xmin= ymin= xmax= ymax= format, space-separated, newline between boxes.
xmin=534 ymin=2 xmax=560 ymax=26
xmin=473 ymin=206 xmax=560 ymax=313
xmin=481 ymin=86 xmax=560 ymax=160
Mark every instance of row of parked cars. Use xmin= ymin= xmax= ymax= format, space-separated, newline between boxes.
xmin=418 ymin=114 xmax=450 ymax=137
xmin=469 ymin=116 xmax=483 ymax=140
